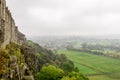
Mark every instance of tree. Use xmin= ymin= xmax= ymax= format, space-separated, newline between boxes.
xmin=61 ymin=71 xmax=89 ymax=80
xmin=61 ymin=76 xmax=76 ymax=80
xmin=35 ymin=65 xmax=64 ymax=80
xmin=61 ymin=60 xmax=74 ymax=73
xmin=68 ymin=71 xmax=89 ymax=80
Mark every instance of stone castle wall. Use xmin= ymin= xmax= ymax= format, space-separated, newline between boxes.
xmin=0 ymin=0 xmax=26 ymax=49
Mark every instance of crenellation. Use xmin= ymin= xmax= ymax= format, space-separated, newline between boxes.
xmin=0 ymin=0 xmax=26 ymax=49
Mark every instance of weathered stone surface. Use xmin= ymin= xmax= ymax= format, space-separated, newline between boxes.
xmin=0 ymin=0 xmax=26 ymax=49
xmin=0 ymin=0 xmax=34 ymax=80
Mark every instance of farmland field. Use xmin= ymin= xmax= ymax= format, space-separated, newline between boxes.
xmin=57 ymin=50 xmax=120 ymax=80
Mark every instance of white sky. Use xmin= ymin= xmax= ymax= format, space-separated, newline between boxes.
xmin=6 ymin=0 xmax=120 ymax=37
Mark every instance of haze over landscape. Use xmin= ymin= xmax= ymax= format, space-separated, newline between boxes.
xmin=1 ymin=0 xmax=120 ymax=80
xmin=6 ymin=0 xmax=120 ymax=37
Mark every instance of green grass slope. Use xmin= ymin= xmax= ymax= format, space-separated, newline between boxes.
xmin=57 ymin=50 xmax=120 ymax=80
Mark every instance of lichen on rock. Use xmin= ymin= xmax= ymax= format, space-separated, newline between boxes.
xmin=0 ymin=43 xmax=34 ymax=80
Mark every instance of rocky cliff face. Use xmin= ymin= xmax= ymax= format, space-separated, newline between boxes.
xmin=0 ymin=0 xmax=34 ymax=80
xmin=0 ymin=43 xmax=34 ymax=80
xmin=0 ymin=0 xmax=26 ymax=49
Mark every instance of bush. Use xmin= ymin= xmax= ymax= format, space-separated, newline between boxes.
xmin=35 ymin=65 xmax=64 ymax=80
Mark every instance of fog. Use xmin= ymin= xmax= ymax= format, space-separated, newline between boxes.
xmin=6 ymin=0 xmax=120 ymax=37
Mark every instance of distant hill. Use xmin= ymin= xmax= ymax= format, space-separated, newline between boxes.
xmin=94 ymin=34 xmax=120 ymax=39
xmin=28 ymin=34 xmax=120 ymax=42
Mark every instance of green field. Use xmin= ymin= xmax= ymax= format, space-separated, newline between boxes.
xmin=57 ymin=50 xmax=120 ymax=80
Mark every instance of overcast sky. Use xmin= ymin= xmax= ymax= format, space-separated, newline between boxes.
xmin=6 ymin=0 xmax=120 ymax=37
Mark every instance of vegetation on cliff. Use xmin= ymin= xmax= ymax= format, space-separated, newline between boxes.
xmin=0 ymin=41 xmax=88 ymax=80
xmin=0 ymin=43 xmax=34 ymax=80
xmin=35 ymin=65 xmax=88 ymax=80
xmin=26 ymin=40 xmax=89 ymax=80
